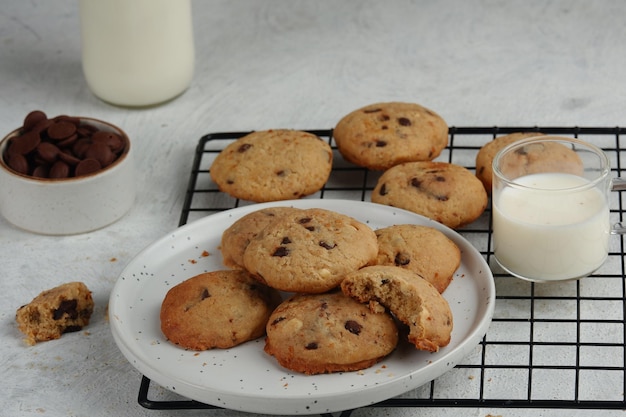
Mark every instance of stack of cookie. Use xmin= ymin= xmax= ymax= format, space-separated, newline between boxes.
xmin=160 ymin=205 xmax=458 ymax=375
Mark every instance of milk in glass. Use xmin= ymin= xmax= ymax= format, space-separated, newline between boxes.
xmin=493 ymin=172 xmax=610 ymax=281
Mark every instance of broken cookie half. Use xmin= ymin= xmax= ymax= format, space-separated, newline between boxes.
xmin=16 ymin=282 xmax=94 ymax=345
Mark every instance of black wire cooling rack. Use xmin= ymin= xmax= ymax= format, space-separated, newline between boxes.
xmin=138 ymin=126 xmax=626 ymax=416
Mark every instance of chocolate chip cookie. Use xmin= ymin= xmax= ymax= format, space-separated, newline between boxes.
xmin=333 ymin=102 xmax=449 ymax=170
xmin=210 ymin=129 xmax=333 ymax=202
xmin=492 ymin=137 xmax=585 ymax=186
xmin=475 ymin=132 xmax=545 ymax=193
xmin=242 ymin=208 xmax=378 ymax=293
xmin=220 ymin=206 xmax=303 ymax=269
xmin=160 ymin=270 xmax=282 ymax=350
xmin=374 ymin=224 xmax=461 ymax=293
xmin=371 ymin=161 xmax=488 ymax=229
xmin=16 ymin=282 xmax=94 ymax=345
xmin=264 ymin=291 xmax=398 ymax=374
xmin=341 ymin=265 xmax=453 ymax=352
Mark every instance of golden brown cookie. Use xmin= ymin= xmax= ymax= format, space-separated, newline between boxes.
xmin=210 ymin=129 xmax=333 ymax=202
xmin=333 ymin=102 xmax=449 ymax=170
xmin=16 ymin=282 xmax=94 ymax=345
xmin=160 ymin=270 xmax=282 ymax=350
xmin=371 ymin=161 xmax=488 ymax=229
xmin=341 ymin=265 xmax=453 ymax=352
xmin=374 ymin=224 xmax=461 ymax=293
xmin=264 ymin=291 xmax=398 ymax=374
xmin=475 ymin=132 xmax=545 ymax=193
xmin=220 ymin=206 xmax=302 ymax=269
xmin=493 ymin=137 xmax=585 ymax=185
xmin=242 ymin=208 xmax=378 ymax=293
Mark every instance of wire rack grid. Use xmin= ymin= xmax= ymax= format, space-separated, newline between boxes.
xmin=137 ymin=126 xmax=626 ymax=417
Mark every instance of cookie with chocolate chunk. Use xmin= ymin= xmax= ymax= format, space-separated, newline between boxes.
xmin=475 ymin=132 xmax=545 ymax=193
xmin=333 ymin=102 xmax=449 ymax=170
xmin=371 ymin=161 xmax=487 ymax=229
xmin=374 ymin=224 xmax=461 ymax=293
xmin=15 ymin=282 xmax=94 ymax=345
xmin=341 ymin=265 xmax=453 ymax=352
xmin=220 ymin=206 xmax=303 ymax=269
xmin=210 ymin=129 xmax=333 ymax=202
xmin=264 ymin=291 xmax=398 ymax=374
xmin=160 ymin=270 xmax=282 ymax=350
xmin=242 ymin=208 xmax=378 ymax=293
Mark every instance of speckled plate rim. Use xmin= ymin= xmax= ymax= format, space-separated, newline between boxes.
xmin=109 ymin=199 xmax=495 ymax=415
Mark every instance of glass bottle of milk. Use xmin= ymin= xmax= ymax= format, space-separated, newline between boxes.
xmin=79 ymin=0 xmax=195 ymax=107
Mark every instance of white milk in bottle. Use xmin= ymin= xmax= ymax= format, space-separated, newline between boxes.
xmin=79 ymin=0 xmax=195 ymax=107
xmin=492 ymin=172 xmax=610 ymax=281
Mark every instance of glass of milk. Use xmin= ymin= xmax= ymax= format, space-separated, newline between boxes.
xmin=491 ymin=136 xmax=612 ymax=282
xmin=79 ymin=0 xmax=195 ymax=107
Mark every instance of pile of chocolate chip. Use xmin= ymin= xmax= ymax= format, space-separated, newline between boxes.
xmin=2 ymin=110 xmax=127 ymax=179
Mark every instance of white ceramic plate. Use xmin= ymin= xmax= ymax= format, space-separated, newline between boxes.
xmin=109 ymin=199 xmax=495 ymax=415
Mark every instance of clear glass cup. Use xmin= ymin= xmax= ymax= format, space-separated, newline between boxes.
xmin=491 ymin=136 xmax=612 ymax=282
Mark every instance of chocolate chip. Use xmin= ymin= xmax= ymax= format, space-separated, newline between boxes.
xmin=345 ymin=320 xmax=363 ymax=335
xmin=319 ymin=241 xmax=336 ymax=250
xmin=9 ymin=131 xmax=40 ymax=155
xmin=271 ymin=316 xmax=286 ymax=326
xmin=411 ymin=178 xmax=422 ymax=188
xmin=62 ymin=325 xmax=82 ymax=333
xmin=23 ymin=110 xmax=47 ymax=131
xmin=84 ymin=141 xmax=115 ymax=167
xmin=381 ymin=278 xmax=390 ymax=285
xmin=379 ymin=183 xmax=388 ymax=196
xmin=36 ymin=142 xmax=60 ymax=163
xmin=32 ymin=165 xmax=49 ymax=178
xmin=320 ymin=302 xmax=328 ymax=310
xmin=272 ymin=246 xmax=289 ymax=257
xmin=398 ymin=117 xmax=411 ymax=126
xmin=5 ymin=152 xmax=29 ymax=174
xmin=58 ymin=150 xmax=81 ymax=166
xmin=74 ymin=158 xmax=102 ymax=176
xmin=47 ymin=121 xmax=77 ymax=140
xmin=437 ymin=195 xmax=449 ymax=201
xmin=281 ymin=237 xmax=292 ymax=244
xmin=49 ymin=160 xmax=70 ymax=178
xmin=92 ymin=130 xmax=124 ymax=153
xmin=375 ymin=140 xmax=387 ymax=147
xmin=394 ymin=252 xmax=411 ymax=266
xmin=237 ymin=143 xmax=252 ymax=153
xmin=72 ymin=138 xmax=92 ymax=158
xmin=201 ymin=288 xmax=210 ymax=300
xmin=298 ymin=217 xmax=312 ymax=224
xmin=435 ymin=176 xmax=446 ymax=182
xmin=56 ymin=133 xmax=78 ymax=148
xmin=53 ymin=299 xmax=78 ymax=320
xmin=305 ymin=342 xmax=318 ymax=350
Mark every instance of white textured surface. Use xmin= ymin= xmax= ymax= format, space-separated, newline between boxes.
xmin=2 ymin=1 xmax=626 ymax=416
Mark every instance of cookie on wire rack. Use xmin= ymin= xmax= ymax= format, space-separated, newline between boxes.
xmin=209 ymin=129 xmax=333 ymax=202
xmin=333 ymin=101 xmax=449 ymax=170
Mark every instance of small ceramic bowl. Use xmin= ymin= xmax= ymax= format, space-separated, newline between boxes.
xmin=0 ymin=117 xmax=135 ymax=235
